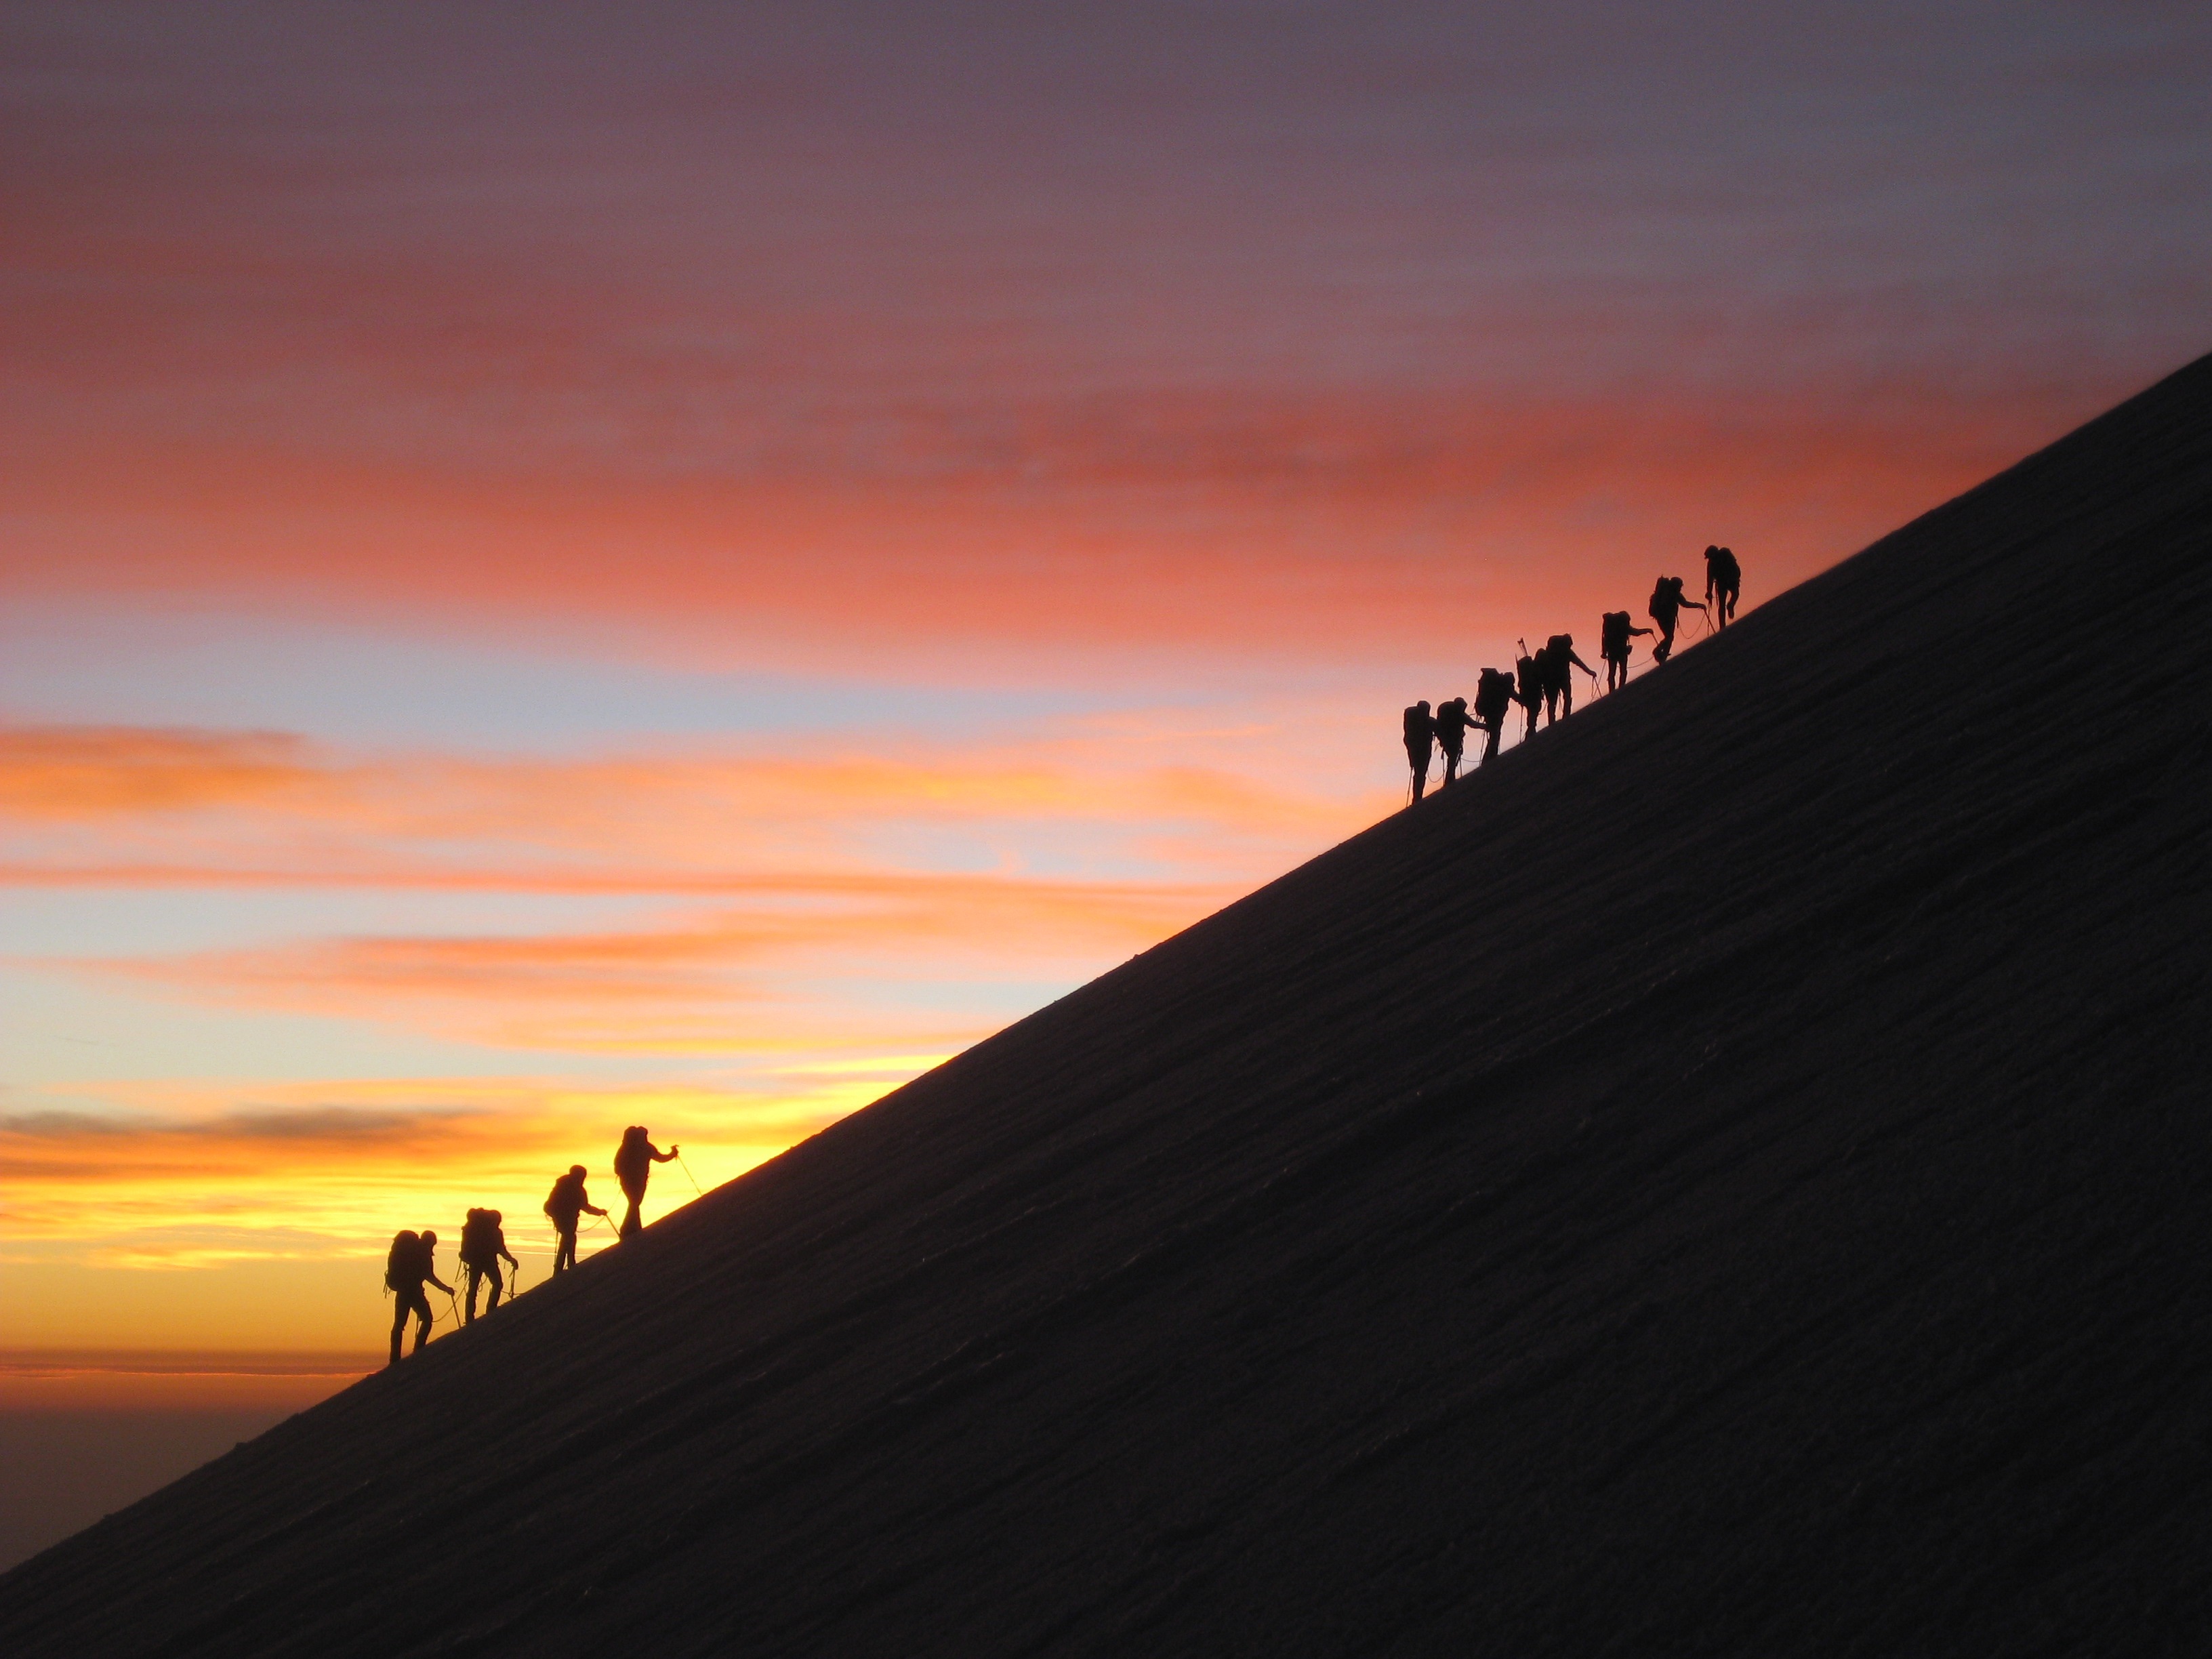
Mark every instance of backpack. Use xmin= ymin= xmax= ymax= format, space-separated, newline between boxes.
xmin=546 ymin=1174 xmax=590 ymax=1226
xmin=385 ymin=1230 xmax=421 ymax=1292
xmin=459 ymin=1208 xmax=491 ymax=1268
xmin=1542 ymin=638 xmax=1576 ymax=687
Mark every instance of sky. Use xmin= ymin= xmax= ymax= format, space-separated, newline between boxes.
xmin=3 ymin=0 xmax=2209 ymax=1470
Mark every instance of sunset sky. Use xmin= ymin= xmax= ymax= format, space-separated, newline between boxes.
xmin=5 ymin=0 xmax=2210 ymax=1419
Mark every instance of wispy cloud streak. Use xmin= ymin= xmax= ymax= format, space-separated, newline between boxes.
xmin=1 ymin=720 xmax=1343 ymax=1048
xmin=0 ymin=722 xmax=1370 ymax=876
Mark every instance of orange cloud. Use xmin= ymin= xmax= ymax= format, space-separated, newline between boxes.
xmin=0 ymin=722 xmax=1375 ymax=889
xmin=0 ymin=727 xmax=324 ymax=820
xmin=1 ymin=721 xmax=1351 ymax=1068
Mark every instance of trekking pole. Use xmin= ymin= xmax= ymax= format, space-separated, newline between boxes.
xmin=676 ymin=1150 xmax=703 ymax=1197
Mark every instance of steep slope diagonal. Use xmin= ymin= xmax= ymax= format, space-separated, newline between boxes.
xmin=4 ymin=355 xmax=2211 ymax=1657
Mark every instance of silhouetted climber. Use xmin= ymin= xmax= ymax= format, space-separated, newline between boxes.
xmin=385 ymin=1228 xmax=451 ymax=1367
xmin=614 ymin=1125 xmax=680 ymax=1240
xmin=1706 ymin=544 xmax=1741 ymax=628
xmin=544 ymin=1165 xmax=607 ymax=1275
xmin=1541 ymin=634 xmax=1596 ymax=721
xmin=1473 ymin=667 xmax=1516 ymax=764
xmin=1433 ymin=696 xmax=1475 ymax=785
xmin=1402 ymin=701 xmax=1435 ymax=802
xmin=1599 ymin=610 xmax=1652 ymax=692
xmin=1515 ymin=647 xmax=1545 ymax=739
xmin=1648 ymin=575 xmax=1706 ymax=663
xmin=458 ymin=1207 xmax=519 ymax=1323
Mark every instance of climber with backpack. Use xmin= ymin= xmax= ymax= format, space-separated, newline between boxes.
xmin=1599 ymin=611 xmax=1651 ymax=692
xmin=1647 ymin=574 xmax=1706 ymax=663
xmin=1515 ymin=645 xmax=1547 ymax=739
xmin=544 ymin=1165 xmax=608 ymax=1275
xmin=1432 ymin=696 xmax=1475 ymax=787
xmin=1472 ymin=667 xmax=1516 ymax=765
xmin=1402 ymin=701 xmax=1436 ymax=802
xmin=1540 ymin=634 xmax=1597 ymax=722
xmin=385 ymin=1228 xmax=451 ymax=1366
xmin=613 ymin=1126 xmax=682 ymax=1240
xmin=458 ymin=1208 xmax=520 ymax=1323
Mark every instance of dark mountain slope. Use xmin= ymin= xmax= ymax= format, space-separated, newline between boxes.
xmin=5 ymin=356 xmax=2211 ymax=1658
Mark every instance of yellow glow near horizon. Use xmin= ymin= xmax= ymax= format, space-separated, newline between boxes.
xmin=0 ymin=1061 xmax=951 ymax=1359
